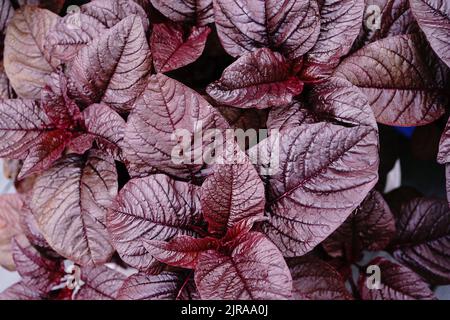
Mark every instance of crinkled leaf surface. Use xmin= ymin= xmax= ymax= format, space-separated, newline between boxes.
xmin=83 ymin=103 xmax=126 ymax=159
xmin=4 ymin=6 xmax=60 ymax=99
xmin=118 ymin=271 xmax=199 ymax=300
xmin=0 ymin=281 xmax=44 ymax=300
xmin=150 ymin=0 xmax=214 ymax=26
xmin=75 ymin=265 xmax=126 ymax=300
xmin=123 ymin=73 xmax=228 ymax=179
xmin=290 ymin=256 xmax=353 ymax=300
xmin=301 ymin=0 xmax=364 ymax=80
xmin=253 ymin=93 xmax=379 ymax=256
xmin=195 ymin=232 xmax=292 ymax=299
xmin=206 ymin=48 xmax=303 ymax=109
xmin=0 ymin=99 xmax=52 ymax=159
xmin=322 ymin=190 xmax=396 ymax=260
xmin=334 ymin=33 xmax=448 ymax=126
xmin=67 ymin=15 xmax=151 ymax=112
xmin=11 ymin=237 xmax=62 ymax=293
xmin=0 ymin=194 xmax=25 ymax=270
xmin=410 ymin=0 xmax=450 ymax=68
xmin=392 ymin=198 xmax=450 ymax=284
xmin=30 ymin=151 xmax=117 ymax=266
xmin=358 ymin=257 xmax=435 ymax=300
xmin=107 ymin=174 xmax=201 ymax=271
xmin=213 ymin=0 xmax=320 ymax=59
xmin=201 ymin=147 xmax=265 ymax=236
xmin=144 ymin=235 xmax=218 ymax=269
xmin=151 ymin=23 xmax=211 ymax=73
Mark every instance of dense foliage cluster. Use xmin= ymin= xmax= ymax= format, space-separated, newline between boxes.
xmin=0 ymin=0 xmax=449 ymax=300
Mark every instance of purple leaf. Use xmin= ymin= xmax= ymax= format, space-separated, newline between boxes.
xmin=18 ymin=130 xmax=73 ymax=179
xmin=289 ymin=255 xmax=353 ymax=300
xmin=301 ymin=0 xmax=365 ymax=80
xmin=201 ymin=146 xmax=265 ymax=236
xmin=0 ymin=194 xmax=25 ymax=270
xmin=0 ymin=99 xmax=52 ymax=160
xmin=75 ymin=265 xmax=126 ymax=300
xmin=123 ymin=73 xmax=228 ymax=179
xmin=30 ymin=151 xmax=117 ymax=266
xmin=145 ymin=235 xmax=219 ymax=269
xmin=334 ymin=33 xmax=448 ymax=126
xmin=358 ymin=257 xmax=435 ymax=300
xmin=0 ymin=281 xmax=45 ymax=300
xmin=11 ymin=237 xmax=62 ymax=293
xmin=67 ymin=15 xmax=151 ymax=112
xmin=107 ymin=174 xmax=201 ymax=271
xmin=322 ymin=189 xmax=396 ymax=260
xmin=410 ymin=0 xmax=450 ymax=68
xmin=3 ymin=6 xmax=60 ymax=99
xmin=206 ymin=48 xmax=303 ymax=109
xmin=391 ymin=197 xmax=450 ymax=284
xmin=83 ymin=104 xmax=126 ymax=159
xmin=151 ymin=23 xmax=211 ymax=73
xmin=309 ymin=76 xmax=378 ymax=130
xmin=254 ymin=104 xmax=378 ymax=257
xmin=213 ymin=0 xmax=320 ymax=59
xmin=195 ymin=232 xmax=292 ymax=299
xmin=118 ymin=271 xmax=199 ymax=300
xmin=44 ymin=13 xmax=107 ymax=62
xmin=150 ymin=0 xmax=213 ymax=26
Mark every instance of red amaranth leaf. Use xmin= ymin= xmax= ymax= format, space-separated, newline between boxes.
xmin=206 ymin=48 xmax=303 ymax=109
xmin=391 ymin=197 xmax=450 ymax=285
xmin=213 ymin=0 xmax=320 ymax=59
xmin=201 ymin=146 xmax=265 ymax=236
xmin=322 ymin=190 xmax=396 ymax=261
xmin=3 ymin=6 xmax=60 ymax=99
xmin=67 ymin=15 xmax=151 ymax=112
xmin=195 ymin=232 xmax=292 ymax=299
xmin=438 ymin=117 xmax=450 ymax=164
xmin=123 ymin=73 xmax=228 ymax=179
xmin=11 ymin=237 xmax=62 ymax=293
xmin=145 ymin=236 xmax=218 ymax=269
xmin=301 ymin=0 xmax=365 ymax=80
xmin=309 ymin=77 xmax=378 ymax=130
xmin=18 ymin=130 xmax=73 ymax=179
xmin=118 ymin=271 xmax=199 ymax=300
xmin=30 ymin=151 xmax=117 ymax=266
xmin=253 ymin=101 xmax=379 ymax=257
xmin=83 ymin=104 xmax=126 ymax=159
xmin=0 ymin=281 xmax=45 ymax=300
xmin=150 ymin=0 xmax=213 ymax=26
xmin=289 ymin=256 xmax=353 ymax=300
xmin=0 ymin=194 xmax=25 ymax=270
xmin=75 ymin=265 xmax=126 ymax=300
xmin=410 ymin=0 xmax=450 ymax=68
xmin=358 ymin=257 xmax=435 ymax=300
xmin=107 ymin=174 xmax=201 ymax=272
xmin=334 ymin=33 xmax=448 ymax=126
xmin=151 ymin=23 xmax=211 ymax=73
xmin=0 ymin=99 xmax=52 ymax=160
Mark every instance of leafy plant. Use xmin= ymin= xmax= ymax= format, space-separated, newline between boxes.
xmin=0 ymin=0 xmax=449 ymax=300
